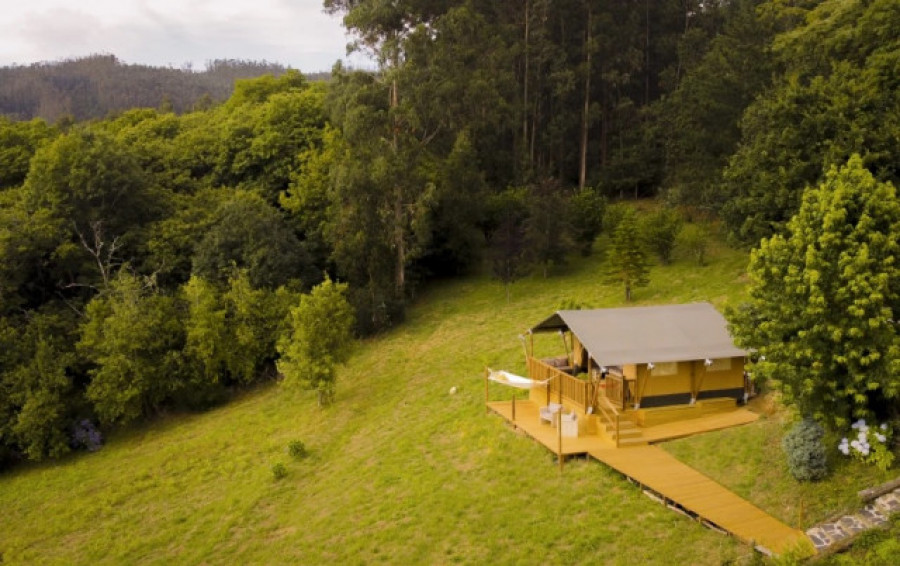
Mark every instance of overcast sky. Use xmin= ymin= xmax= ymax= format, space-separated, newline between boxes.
xmin=0 ymin=0 xmax=372 ymax=72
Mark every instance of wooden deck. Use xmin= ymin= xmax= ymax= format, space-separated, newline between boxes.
xmin=488 ymin=400 xmax=615 ymax=455
xmin=487 ymin=399 xmax=812 ymax=556
xmin=487 ymin=399 xmax=761 ymax=447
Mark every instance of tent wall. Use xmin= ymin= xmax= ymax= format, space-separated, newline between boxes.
xmin=695 ymin=357 xmax=745 ymax=402
xmin=634 ymin=358 xmax=745 ymax=408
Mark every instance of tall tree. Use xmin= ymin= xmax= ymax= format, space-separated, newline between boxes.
xmin=278 ymin=277 xmax=355 ymax=406
xmin=78 ymin=270 xmax=185 ymax=425
xmin=0 ymin=311 xmax=76 ymax=462
xmin=487 ymin=187 xmax=530 ymax=302
xmin=326 ymin=65 xmax=435 ymax=330
xmin=605 ymin=207 xmax=650 ymax=302
xmin=191 ymin=191 xmax=314 ymax=290
xmin=729 ymin=156 xmax=900 ymax=429
xmin=524 ymin=178 xmax=572 ymax=277
xmin=722 ymin=0 xmax=900 ymax=243
xmin=660 ymin=0 xmax=775 ymax=209
xmin=20 ymin=127 xmax=157 ymax=295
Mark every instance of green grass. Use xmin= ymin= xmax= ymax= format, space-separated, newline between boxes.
xmin=0 ymin=232 xmax=889 ymax=565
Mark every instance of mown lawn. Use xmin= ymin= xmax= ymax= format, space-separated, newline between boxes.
xmin=0 ymin=229 xmax=890 ymax=564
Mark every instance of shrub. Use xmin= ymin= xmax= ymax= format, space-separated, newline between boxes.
xmin=70 ymin=420 xmax=103 ymax=452
xmin=288 ymin=440 xmax=307 ymax=460
xmin=569 ymin=187 xmax=606 ymax=256
xmin=782 ymin=418 xmax=828 ymax=481
xmin=639 ymin=208 xmax=682 ymax=264
xmin=271 ymin=462 xmax=288 ymax=480
xmin=677 ymin=223 xmax=709 ymax=265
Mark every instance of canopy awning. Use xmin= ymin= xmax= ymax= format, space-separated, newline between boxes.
xmin=530 ymin=302 xmax=747 ymax=366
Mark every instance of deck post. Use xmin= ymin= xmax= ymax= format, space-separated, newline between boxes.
xmin=557 ymin=412 xmax=563 ymax=472
xmin=546 ymin=371 xmax=550 ymax=405
xmin=615 ymin=413 xmax=620 ymax=448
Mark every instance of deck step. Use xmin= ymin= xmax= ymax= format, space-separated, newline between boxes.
xmin=611 ymin=428 xmax=643 ymax=440
xmin=604 ymin=420 xmax=638 ymax=431
xmin=615 ymin=436 xmax=648 ymax=447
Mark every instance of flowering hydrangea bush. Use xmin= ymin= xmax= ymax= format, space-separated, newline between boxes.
xmin=71 ymin=419 xmax=103 ymax=452
xmin=838 ymin=419 xmax=894 ymax=472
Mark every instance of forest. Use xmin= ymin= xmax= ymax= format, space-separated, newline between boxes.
xmin=1 ymin=0 xmax=898 ymax=468
xmin=0 ymin=55 xmax=318 ymax=122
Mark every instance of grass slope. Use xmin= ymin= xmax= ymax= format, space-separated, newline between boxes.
xmin=0 ymin=233 xmax=890 ymax=564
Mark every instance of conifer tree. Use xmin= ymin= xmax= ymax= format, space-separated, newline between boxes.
xmin=606 ymin=208 xmax=649 ymax=302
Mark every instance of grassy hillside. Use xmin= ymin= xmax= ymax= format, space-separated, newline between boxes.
xmin=0 ymin=231 xmax=890 ymax=564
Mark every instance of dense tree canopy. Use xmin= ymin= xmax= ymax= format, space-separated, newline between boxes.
xmin=722 ymin=0 xmax=900 ymax=243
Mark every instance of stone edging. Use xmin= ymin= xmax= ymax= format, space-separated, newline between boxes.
xmin=805 ymin=487 xmax=900 ymax=552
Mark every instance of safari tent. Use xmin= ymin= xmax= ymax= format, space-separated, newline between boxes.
xmin=530 ymin=302 xmax=748 ymax=407
xmin=520 ymin=302 xmax=750 ymax=433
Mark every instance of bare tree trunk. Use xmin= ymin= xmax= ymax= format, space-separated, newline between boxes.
xmin=394 ymin=193 xmax=406 ymax=296
xmin=74 ymin=220 xmax=122 ymax=288
xmin=644 ymin=0 xmax=651 ymax=106
xmin=523 ymin=0 xmax=530 ymax=169
xmin=599 ymin=69 xmax=608 ymax=168
xmin=390 ymin=73 xmax=406 ymax=299
xmin=579 ymin=4 xmax=592 ymax=190
xmin=675 ymin=0 xmax=694 ymax=83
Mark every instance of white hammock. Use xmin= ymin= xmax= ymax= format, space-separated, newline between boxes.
xmin=487 ymin=368 xmax=552 ymax=390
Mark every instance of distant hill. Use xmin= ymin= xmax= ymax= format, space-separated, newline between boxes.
xmin=0 ymin=54 xmax=330 ymax=122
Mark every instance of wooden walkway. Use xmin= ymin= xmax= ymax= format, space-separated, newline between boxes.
xmin=588 ymin=445 xmax=810 ymax=555
xmin=487 ymin=400 xmax=812 ymax=556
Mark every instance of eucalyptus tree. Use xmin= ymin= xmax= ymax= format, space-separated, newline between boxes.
xmin=660 ymin=0 xmax=775 ymax=209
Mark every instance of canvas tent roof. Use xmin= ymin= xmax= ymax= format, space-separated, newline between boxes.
xmin=530 ymin=302 xmax=747 ymax=366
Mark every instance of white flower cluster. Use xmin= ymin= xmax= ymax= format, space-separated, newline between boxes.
xmin=838 ymin=419 xmax=889 ymax=456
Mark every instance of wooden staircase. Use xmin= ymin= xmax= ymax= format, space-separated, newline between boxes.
xmin=595 ymin=395 xmax=646 ymax=447
xmin=602 ymin=418 xmax=645 ymax=446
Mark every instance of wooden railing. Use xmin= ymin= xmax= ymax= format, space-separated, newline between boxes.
xmin=595 ymin=396 xmax=622 ymax=448
xmin=527 ymin=357 xmax=592 ymax=413
xmin=606 ymin=374 xmax=625 ymax=408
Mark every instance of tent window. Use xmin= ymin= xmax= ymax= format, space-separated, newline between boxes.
xmin=652 ymin=362 xmax=677 ymax=375
xmin=707 ymin=358 xmax=732 ymax=372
